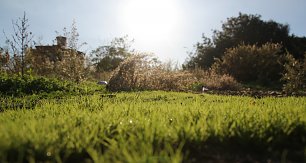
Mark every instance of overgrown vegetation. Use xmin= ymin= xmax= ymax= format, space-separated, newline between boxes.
xmin=1 ymin=10 xmax=306 ymax=163
xmin=107 ymin=54 xmax=241 ymax=92
xmin=184 ymin=13 xmax=306 ymax=92
xmin=191 ymin=69 xmax=241 ymax=91
xmin=2 ymin=12 xmax=306 ymax=93
xmin=184 ymin=13 xmax=306 ymax=70
xmin=282 ymin=53 xmax=306 ymax=93
xmin=212 ymin=43 xmax=285 ymax=85
xmin=0 ymin=91 xmax=305 ymax=162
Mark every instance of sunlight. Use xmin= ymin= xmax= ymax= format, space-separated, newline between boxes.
xmin=121 ymin=0 xmax=180 ymax=45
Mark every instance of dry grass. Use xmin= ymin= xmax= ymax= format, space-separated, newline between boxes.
xmin=107 ymin=54 xmax=241 ymax=92
xmin=192 ymin=69 xmax=241 ymax=91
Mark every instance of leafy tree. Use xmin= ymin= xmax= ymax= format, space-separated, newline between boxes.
xmin=3 ymin=12 xmax=34 ymax=76
xmin=91 ymin=35 xmax=133 ymax=72
xmin=183 ymin=35 xmax=216 ymax=69
xmin=184 ymin=13 xmax=306 ymax=70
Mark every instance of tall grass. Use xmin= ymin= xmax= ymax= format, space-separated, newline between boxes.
xmin=0 ymin=91 xmax=305 ymax=162
xmin=107 ymin=54 xmax=241 ymax=92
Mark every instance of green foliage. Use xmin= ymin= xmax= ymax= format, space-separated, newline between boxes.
xmin=183 ymin=35 xmax=216 ymax=70
xmin=95 ymin=56 xmax=123 ymax=72
xmin=0 ymin=73 xmax=106 ymax=97
xmin=184 ymin=13 xmax=306 ymax=70
xmin=0 ymin=92 xmax=305 ymax=162
xmin=282 ymin=53 xmax=306 ymax=93
xmin=212 ymin=43 xmax=285 ymax=86
xmin=91 ymin=35 xmax=133 ymax=73
xmin=0 ymin=74 xmax=64 ymax=96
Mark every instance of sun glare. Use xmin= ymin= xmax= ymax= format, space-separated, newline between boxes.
xmin=122 ymin=0 xmax=180 ymax=45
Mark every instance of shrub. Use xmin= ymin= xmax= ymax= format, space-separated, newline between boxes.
xmin=282 ymin=53 xmax=306 ymax=93
xmin=0 ymin=73 xmax=105 ymax=96
xmin=0 ymin=74 xmax=67 ymax=96
xmin=212 ymin=43 xmax=285 ymax=86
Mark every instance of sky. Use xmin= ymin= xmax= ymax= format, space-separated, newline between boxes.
xmin=1 ymin=0 xmax=306 ymax=65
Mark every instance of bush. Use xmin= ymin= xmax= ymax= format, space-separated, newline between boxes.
xmin=282 ymin=53 xmax=306 ymax=93
xmin=0 ymin=74 xmax=66 ymax=96
xmin=0 ymin=73 xmax=105 ymax=96
xmin=212 ymin=43 xmax=285 ymax=86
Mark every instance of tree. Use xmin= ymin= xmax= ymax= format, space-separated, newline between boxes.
xmin=91 ymin=35 xmax=134 ymax=72
xmin=4 ymin=11 xmax=34 ymax=77
xmin=183 ymin=35 xmax=216 ymax=69
xmin=57 ymin=20 xmax=87 ymax=82
xmin=184 ymin=13 xmax=306 ymax=70
xmin=58 ymin=19 xmax=87 ymax=50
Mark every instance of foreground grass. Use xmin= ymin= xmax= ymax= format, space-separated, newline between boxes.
xmin=0 ymin=91 xmax=305 ymax=162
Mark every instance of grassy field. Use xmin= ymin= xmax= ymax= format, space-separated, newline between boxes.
xmin=0 ymin=91 xmax=305 ymax=162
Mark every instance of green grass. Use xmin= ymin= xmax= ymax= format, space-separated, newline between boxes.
xmin=0 ymin=73 xmax=107 ymax=97
xmin=0 ymin=91 xmax=305 ymax=162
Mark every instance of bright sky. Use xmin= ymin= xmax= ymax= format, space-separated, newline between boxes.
xmin=1 ymin=0 xmax=305 ymax=64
